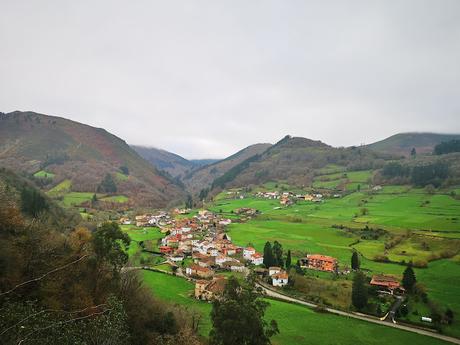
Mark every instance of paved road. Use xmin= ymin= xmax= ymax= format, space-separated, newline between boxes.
xmin=257 ymin=283 xmax=460 ymax=345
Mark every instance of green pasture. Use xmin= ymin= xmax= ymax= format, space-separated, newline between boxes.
xmin=33 ymin=170 xmax=55 ymax=179
xmin=100 ymin=195 xmax=129 ymax=203
xmin=47 ymin=179 xmax=71 ymax=196
xmin=115 ymin=172 xmax=129 ymax=181
xmin=62 ymin=192 xmax=99 ymax=207
xmin=141 ymin=271 xmax=449 ymax=345
xmin=228 ymin=220 xmax=357 ymax=264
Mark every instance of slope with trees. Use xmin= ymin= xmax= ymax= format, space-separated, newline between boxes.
xmin=0 ymin=111 xmax=184 ymax=207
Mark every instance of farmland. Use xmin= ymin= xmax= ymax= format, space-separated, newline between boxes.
xmin=208 ymin=184 xmax=460 ymax=337
xmin=140 ymin=271 xmax=450 ymax=345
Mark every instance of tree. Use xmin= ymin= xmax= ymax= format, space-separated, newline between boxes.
xmin=263 ymin=242 xmax=274 ymax=268
xmin=351 ymin=251 xmax=360 ymax=270
xmin=285 ymin=250 xmax=292 ymax=269
xmin=119 ymin=165 xmax=129 ymax=175
xmin=98 ymin=173 xmax=117 ymax=193
xmin=20 ymin=186 xmax=49 ymax=217
xmin=402 ymin=264 xmax=416 ymax=293
xmin=272 ymin=241 xmax=284 ymax=268
xmin=185 ymin=194 xmax=193 ymax=209
xmin=209 ymin=276 xmax=279 ymax=345
xmin=410 ymin=147 xmax=416 ymax=158
xmin=352 ymin=271 xmax=368 ymax=310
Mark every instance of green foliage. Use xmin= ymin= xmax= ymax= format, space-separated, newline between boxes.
xmin=273 ymin=241 xmax=284 ymax=268
xmin=21 ymin=186 xmax=49 ymax=217
xmin=286 ymin=249 xmax=292 ymax=269
xmin=97 ymin=173 xmax=117 ymax=193
xmin=434 ymin=139 xmax=460 ymax=155
xmin=185 ymin=194 xmax=193 ymax=209
xmin=402 ymin=264 xmax=417 ymax=293
xmin=119 ymin=165 xmax=129 ymax=175
xmin=93 ymin=222 xmax=131 ymax=274
xmin=209 ymin=276 xmax=279 ymax=345
xmin=352 ymin=271 xmax=368 ymax=310
xmin=351 ymin=251 xmax=360 ymax=270
xmin=263 ymin=242 xmax=274 ymax=267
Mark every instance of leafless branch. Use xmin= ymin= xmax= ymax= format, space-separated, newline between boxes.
xmin=0 ymin=304 xmax=107 ymax=336
xmin=17 ymin=307 xmax=112 ymax=345
xmin=0 ymin=255 xmax=89 ymax=297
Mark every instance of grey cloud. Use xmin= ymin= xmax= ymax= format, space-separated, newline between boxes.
xmin=1 ymin=0 xmax=459 ymax=158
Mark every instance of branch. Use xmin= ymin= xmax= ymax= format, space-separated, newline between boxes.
xmin=0 ymin=304 xmax=107 ymax=336
xmin=0 ymin=255 xmax=89 ymax=297
xmin=17 ymin=307 xmax=112 ymax=345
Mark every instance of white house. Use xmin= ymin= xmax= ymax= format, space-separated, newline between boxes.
xmin=215 ymin=255 xmax=230 ymax=266
xmin=272 ymin=271 xmax=288 ymax=287
xmin=269 ymin=267 xmax=281 ymax=276
xmin=250 ymin=253 xmax=264 ymax=266
xmin=169 ymin=255 xmax=184 ymax=262
xmin=243 ymin=247 xmax=256 ymax=259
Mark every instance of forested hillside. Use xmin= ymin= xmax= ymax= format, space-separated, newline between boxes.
xmin=211 ymin=136 xmax=394 ymax=191
xmin=182 ymin=143 xmax=272 ymax=195
xmin=0 ymin=170 xmax=202 ymax=345
xmin=0 ymin=111 xmax=184 ymax=207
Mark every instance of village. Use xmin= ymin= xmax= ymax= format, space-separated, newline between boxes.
xmin=121 ymin=191 xmax=405 ymax=304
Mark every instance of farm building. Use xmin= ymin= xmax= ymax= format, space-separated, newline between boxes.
xmin=301 ymin=254 xmax=338 ymax=272
xmin=195 ymin=277 xmax=227 ymax=301
xmin=370 ymin=275 xmax=404 ymax=294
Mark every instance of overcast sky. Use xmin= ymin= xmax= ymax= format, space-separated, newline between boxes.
xmin=1 ymin=1 xmax=459 ymax=158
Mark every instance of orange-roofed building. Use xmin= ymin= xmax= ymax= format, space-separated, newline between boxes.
xmin=305 ymin=254 xmax=338 ymax=272
xmin=370 ymin=275 xmax=404 ymax=294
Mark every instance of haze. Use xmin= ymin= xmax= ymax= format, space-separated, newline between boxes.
xmin=1 ymin=1 xmax=459 ymax=159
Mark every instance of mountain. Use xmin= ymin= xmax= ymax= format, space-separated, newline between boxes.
xmin=367 ymin=132 xmax=460 ymax=156
xmin=190 ymin=158 xmax=220 ymax=167
xmin=131 ymin=145 xmax=196 ymax=178
xmin=182 ymin=143 xmax=272 ymax=195
xmin=210 ymin=135 xmax=392 ymax=190
xmin=0 ymin=111 xmax=184 ymax=207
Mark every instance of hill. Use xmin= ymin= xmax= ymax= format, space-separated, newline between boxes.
xmin=131 ymin=145 xmax=196 ymax=178
xmin=0 ymin=111 xmax=184 ymax=207
xmin=210 ymin=135 xmax=393 ymax=191
xmin=367 ymin=132 xmax=460 ymax=156
xmin=182 ymin=143 xmax=272 ymax=195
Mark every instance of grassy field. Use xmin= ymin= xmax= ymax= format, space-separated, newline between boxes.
xmin=100 ymin=195 xmax=129 ymax=203
xmin=33 ymin=170 xmax=55 ymax=179
xmin=47 ymin=179 xmax=71 ymax=196
xmin=141 ymin=271 xmax=449 ymax=345
xmin=212 ymin=186 xmax=460 ymax=336
xmin=115 ymin=172 xmax=129 ymax=181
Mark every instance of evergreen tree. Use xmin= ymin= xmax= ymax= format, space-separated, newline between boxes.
xmin=98 ymin=173 xmax=117 ymax=193
xmin=21 ymin=186 xmax=48 ymax=217
xmin=272 ymin=241 xmax=284 ymax=268
xmin=351 ymin=251 xmax=360 ymax=270
xmin=263 ymin=242 xmax=274 ymax=268
xmin=410 ymin=147 xmax=416 ymax=158
xmin=285 ymin=250 xmax=292 ymax=269
xmin=185 ymin=194 xmax=193 ymax=209
xmin=352 ymin=271 xmax=368 ymax=310
xmin=402 ymin=264 xmax=416 ymax=293
xmin=209 ymin=276 xmax=279 ymax=345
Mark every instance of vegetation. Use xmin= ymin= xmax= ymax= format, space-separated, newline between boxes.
xmin=434 ymin=139 xmax=460 ymax=155
xmin=352 ymin=271 xmax=368 ymax=311
xmin=209 ymin=276 xmax=279 ymax=345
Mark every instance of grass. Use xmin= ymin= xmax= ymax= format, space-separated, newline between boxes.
xmin=100 ymin=195 xmax=129 ymax=203
xmin=62 ymin=192 xmax=99 ymax=207
xmin=33 ymin=170 xmax=55 ymax=179
xmin=47 ymin=179 xmax=71 ymax=196
xmin=141 ymin=271 xmax=449 ymax=345
xmin=115 ymin=172 xmax=129 ymax=181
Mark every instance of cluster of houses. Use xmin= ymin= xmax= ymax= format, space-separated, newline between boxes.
xmin=255 ymin=191 xmax=327 ymax=205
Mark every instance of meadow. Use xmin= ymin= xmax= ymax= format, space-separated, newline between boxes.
xmin=210 ymin=185 xmax=460 ymax=336
xmin=140 ymin=271 xmax=450 ymax=345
